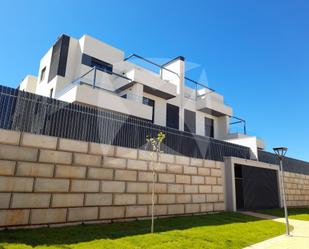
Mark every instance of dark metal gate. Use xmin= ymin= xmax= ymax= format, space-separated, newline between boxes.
xmin=235 ymin=164 xmax=280 ymax=210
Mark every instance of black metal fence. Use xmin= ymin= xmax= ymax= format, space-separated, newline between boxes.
xmin=0 ymin=85 xmax=252 ymax=161
xmin=258 ymin=150 xmax=309 ymax=175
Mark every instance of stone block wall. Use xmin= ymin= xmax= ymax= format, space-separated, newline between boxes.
xmin=0 ymin=129 xmax=225 ymax=228
xmin=283 ymin=171 xmax=309 ymax=207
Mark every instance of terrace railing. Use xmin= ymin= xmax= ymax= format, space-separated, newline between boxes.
xmin=0 ymin=85 xmax=251 ymax=162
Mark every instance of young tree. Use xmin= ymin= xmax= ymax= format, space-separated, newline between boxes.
xmin=146 ymin=132 xmax=165 ymax=233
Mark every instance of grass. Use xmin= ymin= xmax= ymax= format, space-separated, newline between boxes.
xmin=0 ymin=212 xmax=285 ymax=249
xmin=256 ymin=207 xmax=309 ymax=221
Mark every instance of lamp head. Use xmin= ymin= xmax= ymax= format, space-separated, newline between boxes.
xmin=273 ymin=147 xmax=288 ymax=160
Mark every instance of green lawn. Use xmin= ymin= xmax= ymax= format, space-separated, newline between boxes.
xmin=256 ymin=208 xmax=309 ymax=221
xmin=0 ymin=212 xmax=285 ymax=249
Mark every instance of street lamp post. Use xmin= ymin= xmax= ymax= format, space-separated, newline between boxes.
xmin=273 ymin=147 xmax=290 ymax=236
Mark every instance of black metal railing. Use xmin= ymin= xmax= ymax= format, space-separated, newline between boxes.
xmin=258 ymin=150 xmax=309 ymax=175
xmin=0 ymin=85 xmax=251 ymax=161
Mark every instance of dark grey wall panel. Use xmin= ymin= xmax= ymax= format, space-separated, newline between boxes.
xmin=48 ymin=34 xmax=70 ymax=82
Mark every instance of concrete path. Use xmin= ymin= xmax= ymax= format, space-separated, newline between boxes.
xmin=241 ymin=211 xmax=309 ymax=249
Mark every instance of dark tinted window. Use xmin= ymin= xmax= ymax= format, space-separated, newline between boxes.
xmin=166 ymin=103 xmax=179 ymax=129
xmin=40 ymin=67 xmax=46 ymax=82
xmin=143 ymin=97 xmax=155 ymax=123
xmin=184 ymin=109 xmax=196 ymax=133
xmin=81 ymin=54 xmax=113 ymax=74
xmin=205 ymin=117 xmax=214 ymax=137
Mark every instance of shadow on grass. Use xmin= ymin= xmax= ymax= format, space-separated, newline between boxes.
xmin=0 ymin=212 xmax=261 ymax=246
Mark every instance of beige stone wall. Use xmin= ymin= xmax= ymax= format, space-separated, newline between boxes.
xmin=283 ymin=171 xmax=309 ymax=207
xmin=0 ymin=129 xmax=225 ymax=228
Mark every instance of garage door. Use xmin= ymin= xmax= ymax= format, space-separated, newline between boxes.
xmin=235 ymin=164 xmax=280 ymax=210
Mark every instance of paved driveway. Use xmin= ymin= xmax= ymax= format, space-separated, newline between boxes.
xmin=242 ymin=211 xmax=309 ymax=249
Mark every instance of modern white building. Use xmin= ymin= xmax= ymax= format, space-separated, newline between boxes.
xmin=19 ymin=34 xmax=264 ymax=157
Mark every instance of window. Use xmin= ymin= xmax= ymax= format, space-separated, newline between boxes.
xmin=166 ymin=103 xmax=179 ymax=129
xmin=81 ymin=54 xmax=113 ymax=74
xmin=49 ymin=88 xmax=54 ymax=98
xmin=143 ymin=97 xmax=155 ymax=123
xmin=184 ymin=109 xmax=196 ymax=133
xmin=205 ymin=117 xmax=214 ymax=138
xmin=40 ymin=67 xmax=46 ymax=82
xmin=120 ymin=94 xmax=127 ymax=99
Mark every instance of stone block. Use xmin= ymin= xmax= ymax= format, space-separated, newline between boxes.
xmin=167 ymin=164 xmax=183 ymax=174
xmin=185 ymin=203 xmax=200 ymax=213
xmin=73 ymin=153 xmax=101 ymax=167
xmin=217 ymin=177 xmax=223 ymax=185
xmin=114 ymin=194 xmax=136 ymax=205
xmin=151 ymin=205 xmax=168 ymax=216
xmin=102 ymin=157 xmax=126 ymax=169
xmin=0 ymin=176 xmax=33 ymax=192
xmin=127 ymin=182 xmax=148 ymax=193
xmin=158 ymin=194 xmax=175 ymax=204
xmin=0 ymin=129 xmax=20 ymax=145
xmin=183 ymin=166 xmax=197 ymax=175
xmin=168 ymin=184 xmax=184 ymax=193
xmin=0 ymin=193 xmax=11 ymax=209
xmin=39 ymin=149 xmax=72 ymax=164
xmin=0 ymin=144 xmax=38 ymax=162
xmin=21 ymin=133 xmax=57 ymax=149
xmin=191 ymin=176 xmax=204 ymax=184
xmin=87 ymin=168 xmax=113 ymax=180
xmin=16 ymin=162 xmax=54 ymax=177
xmin=160 ymin=154 xmax=175 ymax=164
xmin=198 ymin=167 xmax=210 ymax=176
xmin=176 ymin=194 xmax=191 ymax=203
xmin=215 ymin=161 xmax=224 ymax=169
xmin=184 ymin=185 xmax=198 ymax=193
xmin=176 ymin=175 xmax=191 ymax=184
xmin=35 ymin=178 xmax=69 ymax=192
xmin=55 ymin=165 xmax=86 ymax=179
xmin=126 ymin=206 xmax=147 ymax=217
xmin=168 ymin=204 xmax=184 ymax=214
xmin=85 ymin=193 xmax=113 ymax=206
xmin=150 ymin=162 xmax=166 ymax=172
xmin=127 ymin=159 xmax=148 ymax=171
xmin=219 ymin=194 xmax=224 ymax=202
xmin=158 ymin=173 xmax=175 ymax=183
xmin=211 ymin=168 xmax=222 ymax=177
xmin=137 ymin=194 xmax=157 ymax=204
xmin=115 ymin=147 xmax=137 ymax=159
xmin=200 ymin=203 xmax=214 ymax=212
xmin=148 ymin=183 xmax=167 ymax=193
xmin=68 ymin=207 xmax=98 ymax=222
xmin=89 ymin=143 xmax=115 ymax=156
xmin=101 ymin=181 xmax=125 ymax=193
xmin=204 ymin=160 xmax=216 ymax=168
xmin=190 ymin=158 xmax=203 ymax=167
xmin=30 ymin=208 xmax=67 ymax=225
xmin=100 ymin=206 xmax=125 ymax=219
xmin=115 ymin=170 xmax=137 ymax=181
xmin=192 ymin=194 xmax=206 ymax=203
xmin=175 ymin=155 xmax=190 ymax=165
xmin=52 ymin=194 xmax=84 ymax=207
xmin=0 ymin=160 xmax=15 ymax=176
xmin=138 ymin=150 xmax=153 ymax=161
xmin=212 ymin=185 xmax=224 ymax=194
xmin=214 ymin=202 xmax=225 ymax=211
xmin=205 ymin=176 xmax=217 ymax=185
xmin=0 ymin=209 xmax=29 ymax=226
xmin=138 ymin=171 xmax=155 ymax=182
xmin=199 ymin=185 xmax=212 ymax=193
xmin=71 ymin=180 xmax=99 ymax=192
xmin=11 ymin=193 xmax=51 ymax=208
xmin=58 ymin=138 xmax=88 ymax=153
xmin=206 ymin=194 xmax=219 ymax=202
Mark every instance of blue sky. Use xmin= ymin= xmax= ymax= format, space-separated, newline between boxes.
xmin=0 ymin=0 xmax=308 ymax=161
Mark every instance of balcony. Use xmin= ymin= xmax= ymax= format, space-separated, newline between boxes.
xmin=121 ymin=68 xmax=177 ymax=100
